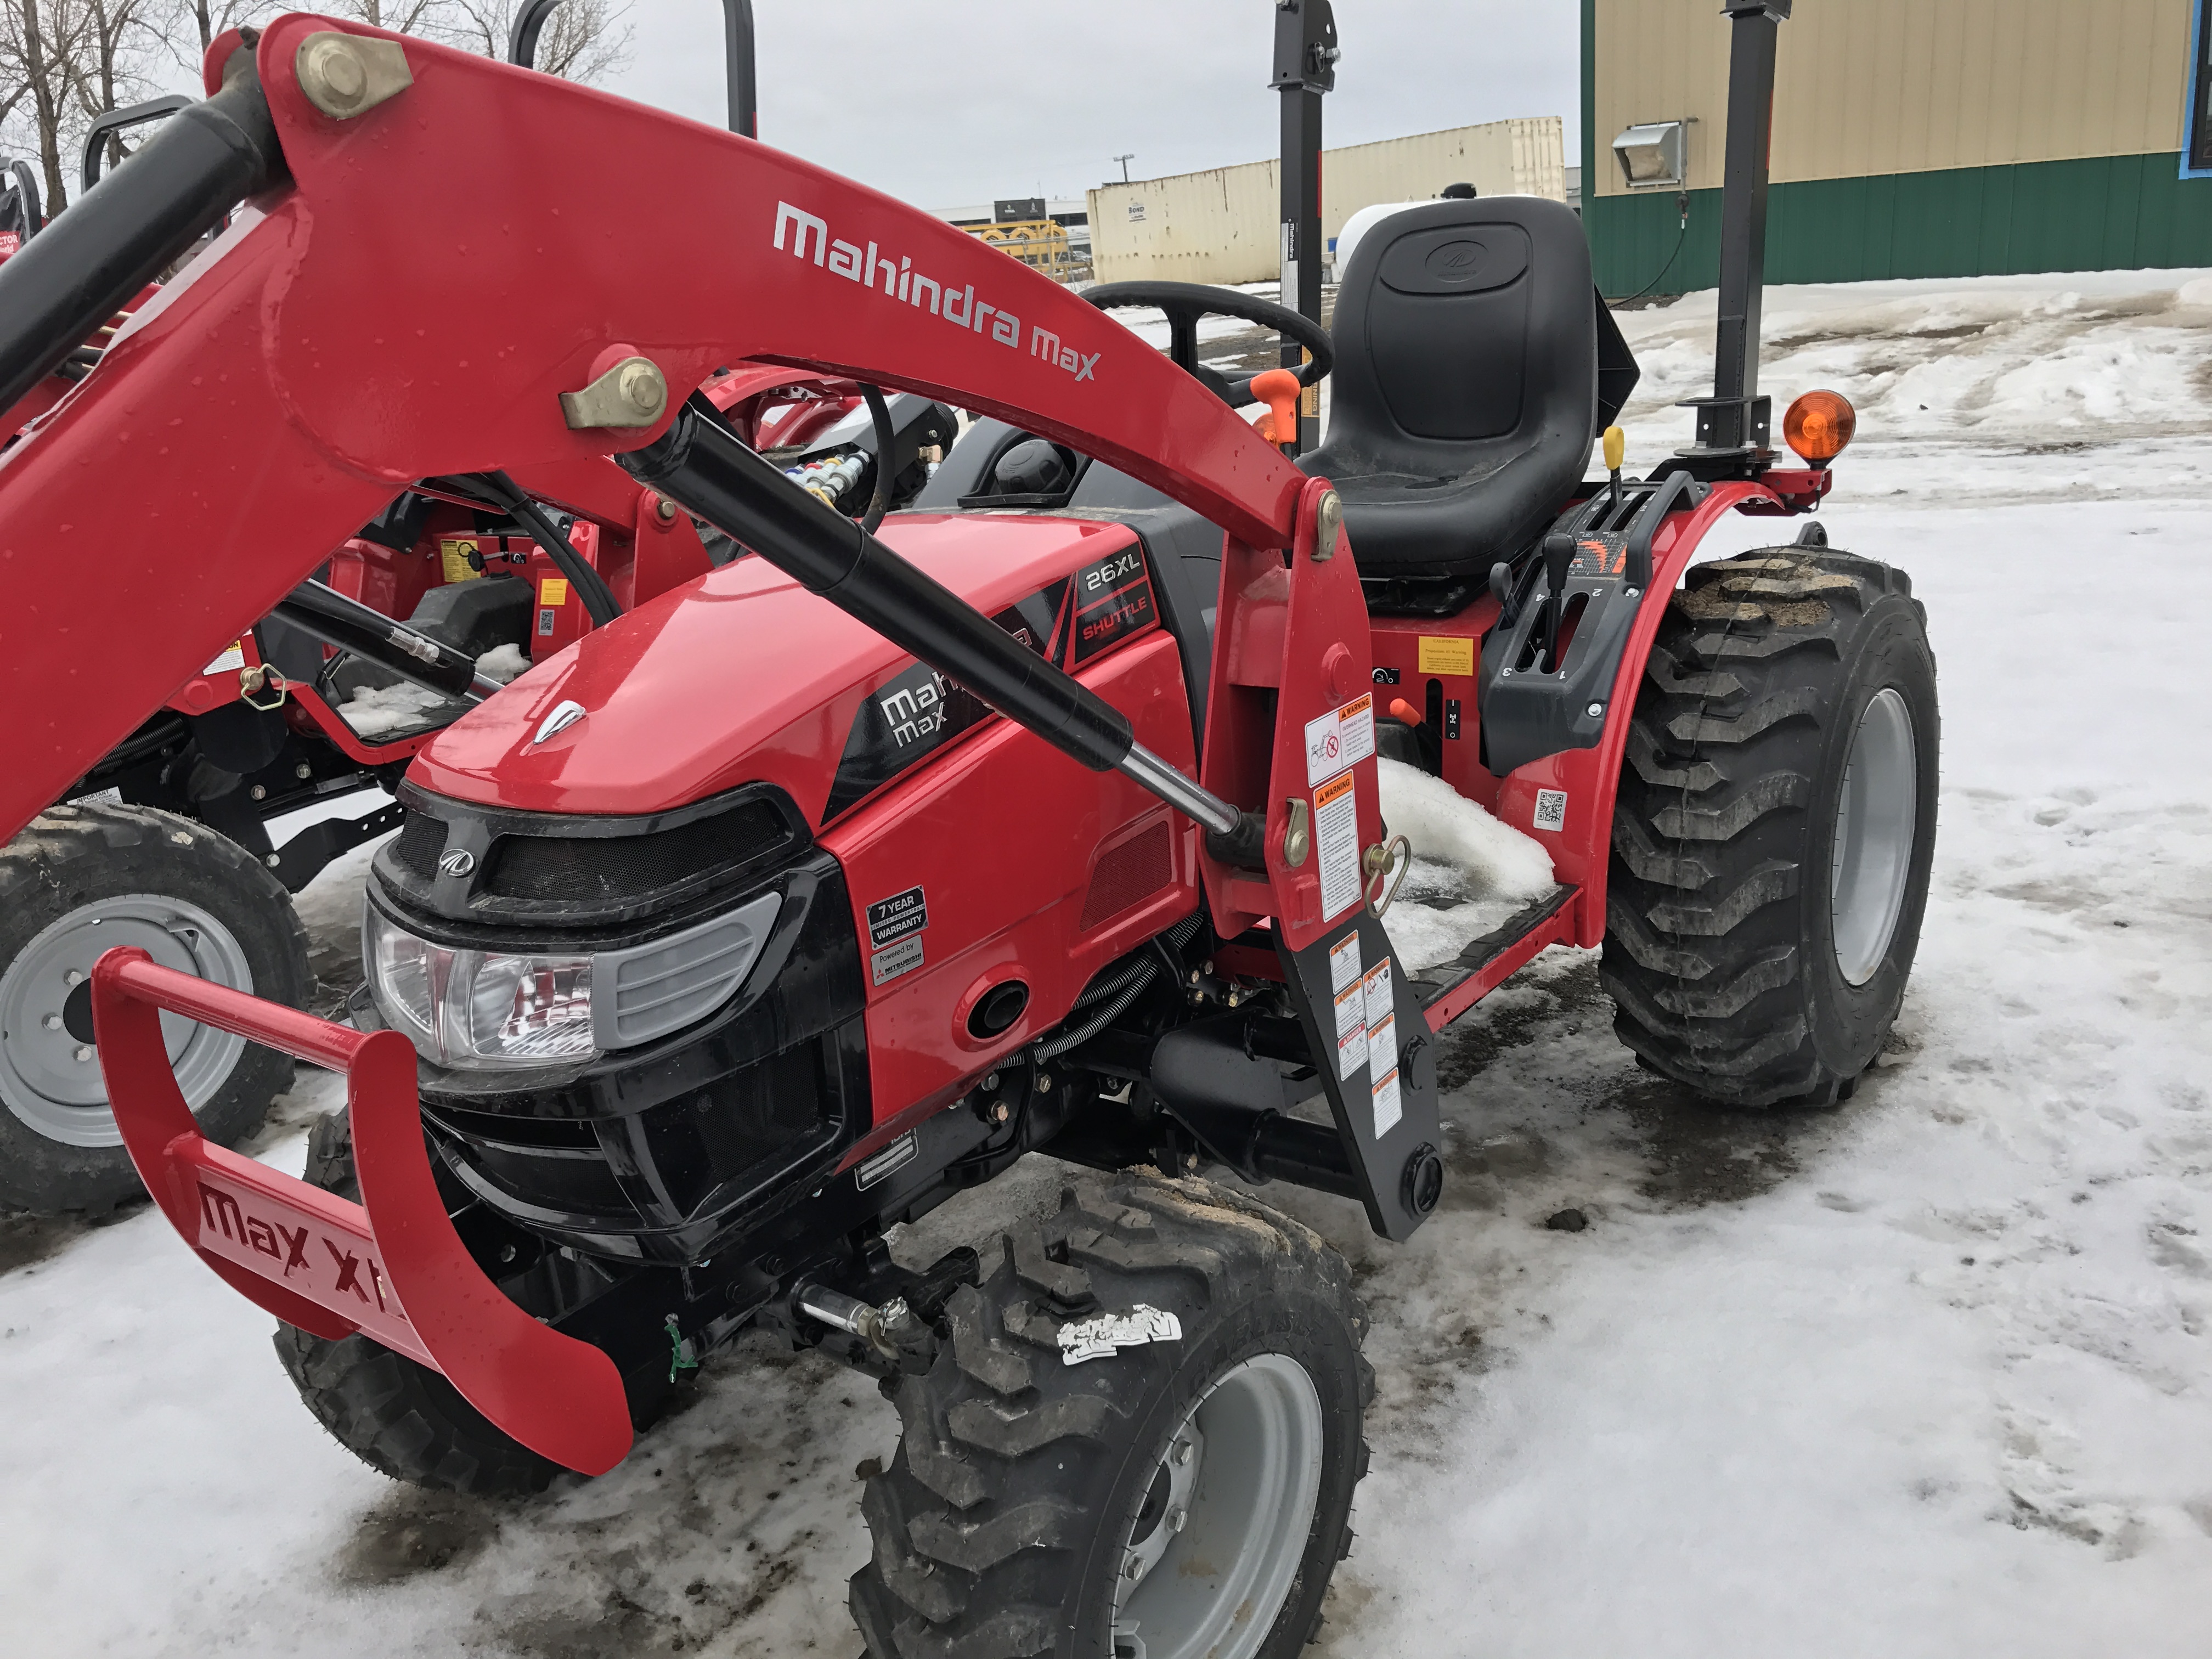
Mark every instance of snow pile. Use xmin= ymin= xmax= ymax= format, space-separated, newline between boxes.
xmin=1376 ymin=756 xmax=1556 ymax=972
xmin=1609 ymin=268 xmax=2212 ymax=503
xmin=474 ymin=642 xmax=532 ymax=684
xmin=334 ymin=680 xmax=459 ymax=742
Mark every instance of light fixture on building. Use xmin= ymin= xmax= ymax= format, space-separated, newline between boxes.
xmin=1612 ymin=120 xmax=1688 ymax=190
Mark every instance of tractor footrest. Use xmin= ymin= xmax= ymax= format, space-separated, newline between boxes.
xmin=1414 ymin=884 xmax=1578 ymax=1031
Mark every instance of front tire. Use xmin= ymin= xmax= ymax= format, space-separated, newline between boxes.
xmin=0 ymin=802 xmax=309 ymax=1213
xmin=1603 ymin=546 xmax=1939 ymax=1105
xmin=851 ymin=1174 xmax=1373 ymax=1659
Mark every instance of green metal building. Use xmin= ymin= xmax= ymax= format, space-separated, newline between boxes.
xmin=1583 ymin=0 xmax=2212 ymax=297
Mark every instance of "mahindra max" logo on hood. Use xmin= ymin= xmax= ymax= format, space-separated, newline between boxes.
xmin=775 ymin=202 xmax=1101 ymax=386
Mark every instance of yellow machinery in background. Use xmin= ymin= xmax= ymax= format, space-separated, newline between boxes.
xmin=967 ymin=218 xmax=1087 ymax=281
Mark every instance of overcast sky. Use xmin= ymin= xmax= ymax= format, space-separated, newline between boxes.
xmin=599 ymin=0 xmax=1582 ymax=210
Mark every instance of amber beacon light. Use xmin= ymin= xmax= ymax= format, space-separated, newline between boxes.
xmin=1784 ymin=390 xmax=1857 ymax=464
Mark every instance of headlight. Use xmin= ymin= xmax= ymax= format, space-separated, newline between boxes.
xmin=362 ymin=890 xmax=783 ymax=1070
xmin=365 ymin=904 xmax=595 ymax=1070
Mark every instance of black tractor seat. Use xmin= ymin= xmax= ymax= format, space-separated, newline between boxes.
xmin=1301 ymin=196 xmax=1637 ymax=581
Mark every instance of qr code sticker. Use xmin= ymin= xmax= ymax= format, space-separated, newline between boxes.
xmin=1533 ymin=789 xmax=1567 ymax=832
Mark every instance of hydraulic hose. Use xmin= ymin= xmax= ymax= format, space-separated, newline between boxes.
xmin=470 ymin=470 xmax=622 ymax=627
xmin=858 ymin=383 xmax=894 ymax=534
xmin=0 ymin=33 xmax=286 ymax=417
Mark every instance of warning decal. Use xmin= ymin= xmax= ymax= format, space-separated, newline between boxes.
xmin=1304 ymin=692 xmax=1375 ymax=788
xmin=201 ymin=640 xmax=246 ymax=675
xmin=1328 ymin=930 xmax=1362 ymax=995
xmin=1417 ymin=635 xmax=1476 ymax=677
xmin=1333 ymin=977 xmax=1367 ymax=1081
xmin=1372 ymin=1065 xmax=1403 ymax=1138
xmin=1362 ymin=957 xmax=1394 ymax=1039
xmin=1315 ymin=771 xmax=1361 ymax=923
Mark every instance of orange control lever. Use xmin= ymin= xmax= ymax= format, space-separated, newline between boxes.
xmin=1250 ymin=368 xmax=1302 ymax=451
xmin=1389 ymin=698 xmax=1423 ymax=726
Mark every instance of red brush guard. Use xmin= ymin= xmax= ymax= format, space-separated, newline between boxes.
xmin=89 ymin=947 xmax=632 ymax=1476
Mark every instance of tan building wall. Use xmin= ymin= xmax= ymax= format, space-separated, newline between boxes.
xmin=1593 ymin=0 xmax=2194 ymax=199
xmin=1087 ymin=117 xmax=1566 ymax=286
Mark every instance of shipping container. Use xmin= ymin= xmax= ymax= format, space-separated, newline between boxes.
xmin=1087 ymin=117 xmax=1566 ymax=286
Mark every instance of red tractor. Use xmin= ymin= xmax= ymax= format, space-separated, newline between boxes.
xmin=0 ymin=19 xmax=956 ymax=1217
xmin=0 ymin=9 xmax=1934 ymax=1658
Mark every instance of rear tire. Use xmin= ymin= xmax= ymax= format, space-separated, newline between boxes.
xmin=0 ymin=802 xmax=308 ymax=1214
xmin=851 ymin=1173 xmax=1373 ymax=1659
xmin=1602 ymin=547 xmax=1939 ymax=1105
xmin=272 ymin=1109 xmax=562 ymax=1498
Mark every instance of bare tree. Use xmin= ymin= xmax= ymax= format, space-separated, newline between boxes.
xmin=73 ymin=0 xmax=162 ymax=179
xmin=2 ymin=0 xmax=633 ymax=227
xmin=160 ymin=0 xmax=630 ymax=84
xmin=169 ymin=0 xmax=261 ymax=61
xmin=1 ymin=0 xmax=98 ymax=213
xmin=319 ymin=0 xmax=460 ymax=38
xmin=454 ymin=0 xmax=630 ymax=82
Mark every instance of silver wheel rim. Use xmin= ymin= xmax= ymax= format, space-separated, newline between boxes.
xmin=1830 ymin=687 xmax=1918 ymax=986
xmin=0 ymin=893 xmax=255 ymax=1148
xmin=1110 ymin=1352 xmax=1324 ymax=1659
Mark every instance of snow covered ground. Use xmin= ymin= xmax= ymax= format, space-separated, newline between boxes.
xmin=5 ymin=270 xmax=2212 ymax=1656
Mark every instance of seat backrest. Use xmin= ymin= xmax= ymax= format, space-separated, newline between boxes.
xmin=1314 ymin=195 xmax=1598 ymax=493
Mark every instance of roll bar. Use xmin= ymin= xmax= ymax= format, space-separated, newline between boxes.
xmin=80 ymin=94 xmax=195 ymax=195
xmin=1 ymin=158 xmax=41 ymax=244
xmin=509 ymin=0 xmax=758 ymax=138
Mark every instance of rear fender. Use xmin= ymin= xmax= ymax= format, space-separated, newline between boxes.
xmin=1519 ymin=479 xmax=1791 ymax=943
xmin=89 ymin=945 xmax=632 ymax=1476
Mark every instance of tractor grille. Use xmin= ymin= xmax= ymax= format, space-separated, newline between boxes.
xmin=430 ymin=1042 xmax=831 ymax=1226
xmin=390 ymin=813 xmax=447 ymax=880
xmin=483 ymin=800 xmax=792 ymax=905
xmin=1080 ymin=821 xmax=1173 ymax=930
xmin=676 ymin=1046 xmax=823 ymax=1191
xmin=378 ymin=785 xmax=810 ymax=928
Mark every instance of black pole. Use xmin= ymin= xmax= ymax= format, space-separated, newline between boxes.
xmin=512 ymin=0 xmax=755 ymax=139
xmin=1278 ymin=87 xmax=1323 ymax=453
xmin=1685 ymin=0 xmax=1790 ymax=460
xmin=725 ymin=0 xmax=759 ymax=139
xmin=1271 ymin=0 xmax=1336 ymax=456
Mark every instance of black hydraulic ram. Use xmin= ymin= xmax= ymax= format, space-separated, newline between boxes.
xmin=273 ymin=579 xmax=506 ymax=704
xmin=623 ymin=400 xmax=1256 ymax=840
xmin=0 ymin=35 xmax=287 ymax=418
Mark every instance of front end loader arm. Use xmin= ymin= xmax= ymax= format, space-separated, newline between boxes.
xmin=11 ymin=16 xmax=1432 ymax=1250
xmin=0 ymin=15 xmax=1307 ymax=845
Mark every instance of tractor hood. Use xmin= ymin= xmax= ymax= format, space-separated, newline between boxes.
xmin=406 ymin=513 xmax=1143 ymax=826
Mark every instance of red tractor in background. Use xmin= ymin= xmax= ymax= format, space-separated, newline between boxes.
xmin=0 ymin=7 xmax=1934 ymax=1657
xmin=0 ymin=8 xmax=959 ymax=1217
